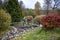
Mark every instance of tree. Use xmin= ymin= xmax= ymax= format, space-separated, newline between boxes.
xmin=35 ymin=1 xmax=41 ymax=16
xmin=43 ymin=0 xmax=52 ymax=14
xmin=5 ymin=0 xmax=22 ymax=22
xmin=19 ymin=1 xmax=26 ymax=17
xmin=43 ymin=0 xmax=60 ymax=14
xmin=52 ymin=0 xmax=60 ymax=13
xmin=0 ymin=0 xmax=2 ymax=5
xmin=0 ymin=0 xmax=2 ymax=8
xmin=52 ymin=0 xmax=60 ymax=9
xmin=19 ymin=1 xmax=25 ymax=10
xmin=28 ymin=9 xmax=34 ymax=16
xmin=2 ymin=0 xmax=8 ymax=9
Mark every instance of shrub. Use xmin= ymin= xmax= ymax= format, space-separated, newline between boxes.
xmin=25 ymin=16 xmax=33 ymax=22
xmin=0 ymin=9 xmax=11 ymax=37
xmin=26 ymin=16 xmax=33 ymax=20
xmin=33 ymin=15 xmax=45 ymax=24
xmin=41 ymin=14 xmax=60 ymax=29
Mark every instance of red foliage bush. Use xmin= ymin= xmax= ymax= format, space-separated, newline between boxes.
xmin=41 ymin=14 xmax=60 ymax=29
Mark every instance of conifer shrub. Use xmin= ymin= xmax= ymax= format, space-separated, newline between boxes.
xmin=0 ymin=9 xmax=11 ymax=37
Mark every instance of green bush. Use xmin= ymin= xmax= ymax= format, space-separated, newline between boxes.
xmin=0 ymin=9 xmax=11 ymax=37
xmin=33 ymin=15 xmax=45 ymax=24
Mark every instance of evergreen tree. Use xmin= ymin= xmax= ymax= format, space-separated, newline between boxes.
xmin=5 ymin=0 xmax=22 ymax=22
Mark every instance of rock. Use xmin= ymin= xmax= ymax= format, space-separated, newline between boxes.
xmin=39 ymin=24 xmax=43 ymax=28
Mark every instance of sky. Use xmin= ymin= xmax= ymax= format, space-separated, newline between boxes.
xmin=18 ymin=0 xmax=44 ymax=9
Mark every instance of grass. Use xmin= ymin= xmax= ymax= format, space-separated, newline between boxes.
xmin=11 ymin=27 xmax=60 ymax=40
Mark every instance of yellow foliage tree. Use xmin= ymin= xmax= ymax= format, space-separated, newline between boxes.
xmin=35 ymin=1 xmax=41 ymax=16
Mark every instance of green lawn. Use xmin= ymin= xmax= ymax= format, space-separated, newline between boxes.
xmin=11 ymin=27 xmax=60 ymax=40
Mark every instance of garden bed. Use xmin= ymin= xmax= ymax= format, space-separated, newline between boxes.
xmin=11 ymin=27 xmax=60 ymax=40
